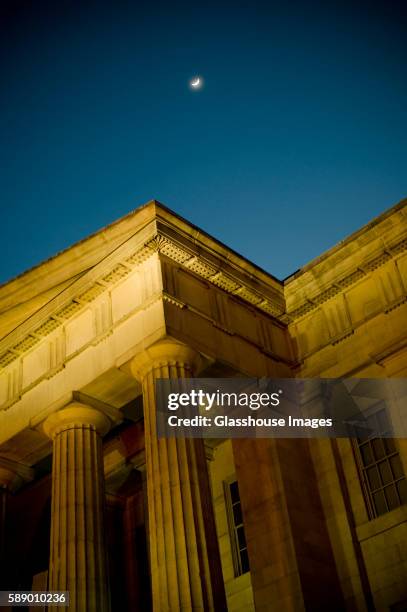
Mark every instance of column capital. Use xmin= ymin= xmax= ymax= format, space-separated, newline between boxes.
xmin=43 ymin=402 xmax=111 ymax=440
xmin=130 ymin=338 xmax=202 ymax=381
xmin=0 ymin=457 xmax=34 ymax=491
xmin=0 ymin=467 xmax=15 ymax=490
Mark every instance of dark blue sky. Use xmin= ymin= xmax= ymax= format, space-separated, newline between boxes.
xmin=1 ymin=0 xmax=406 ymax=283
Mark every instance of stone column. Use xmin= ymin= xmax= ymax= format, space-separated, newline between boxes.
xmin=131 ymin=339 xmax=226 ymax=612
xmin=43 ymin=403 xmax=111 ymax=612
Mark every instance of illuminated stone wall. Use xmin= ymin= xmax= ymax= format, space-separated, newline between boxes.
xmin=0 ymin=198 xmax=405 ymax=611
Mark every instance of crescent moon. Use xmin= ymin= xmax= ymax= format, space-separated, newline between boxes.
xmin=191 ymin=77 xmax=201 ymax=88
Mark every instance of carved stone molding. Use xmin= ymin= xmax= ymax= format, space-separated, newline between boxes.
xmin=285 ymin=235 xmax=407 ymax=322
xmin=149 ymin=234 xmax=285 ymax=318
xmin=0 ymin=232 xmax=285 ymax=375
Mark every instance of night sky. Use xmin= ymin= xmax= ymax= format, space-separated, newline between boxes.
xmin=1 ymin=0 xmax=406 ymax=283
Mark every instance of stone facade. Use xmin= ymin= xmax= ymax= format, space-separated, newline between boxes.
xmin=0 ymin=198 xmax=406 ymax=611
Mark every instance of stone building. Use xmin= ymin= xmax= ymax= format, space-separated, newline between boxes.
xmin=0 ymin=198 xmax=406 ymax=611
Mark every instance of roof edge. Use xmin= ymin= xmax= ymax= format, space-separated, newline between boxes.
xmin=284 ymin=197 xmax=407 ymax=284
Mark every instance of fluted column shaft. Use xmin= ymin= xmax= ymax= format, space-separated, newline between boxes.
xmin=131 ymin=341 xmax=226 ymax=612
xmin=44 ymin=404 xmax=111 ymax=612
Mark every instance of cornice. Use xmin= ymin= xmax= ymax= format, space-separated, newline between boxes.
xmin=0 ymin=229 xmax=286 ymax=373
xmin=283 ymin=234 xmax=407 ymax=323
xmin=285 ymin=197 xmax=407 ymax=282
xmin=146 ymin=233 xmax=286 ymax=318
xmin=0 ymin=221 xmax=157 ymax=366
